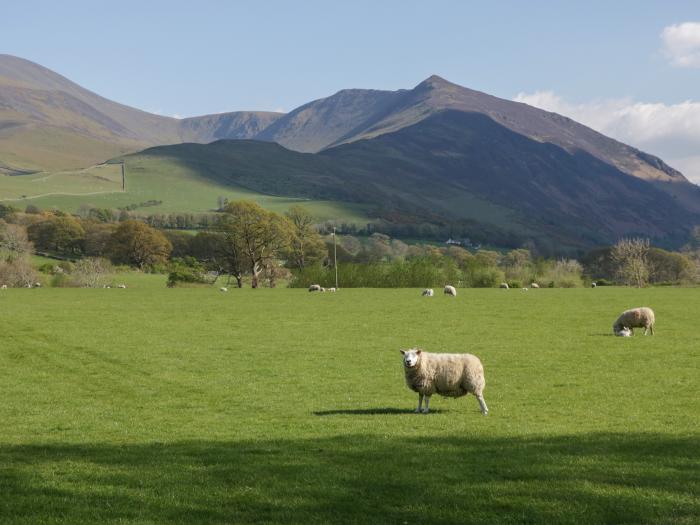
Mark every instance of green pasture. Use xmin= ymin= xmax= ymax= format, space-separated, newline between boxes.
xmin=0 ymin=157 xmax=372 ymax=224
xmin=0 ymin=287 xmax=698 ymax=524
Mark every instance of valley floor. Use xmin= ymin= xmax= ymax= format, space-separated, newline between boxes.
xmin=1 ymin=287 xmax=698 ymax=524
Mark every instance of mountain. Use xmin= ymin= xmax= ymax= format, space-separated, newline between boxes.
xmin=128 ymin=110 xmax=700 ymax=250
xmin=0 ymin=54 xmax=282 ymax=172
xmin=2 ymin=55 xmax=700 ymax=249
xmin=257 ymin=75 xmax=699 ymax=212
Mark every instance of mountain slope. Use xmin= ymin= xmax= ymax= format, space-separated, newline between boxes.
xmin=0 ymin=55 xmax=283 ymax=172
xmin=121 ymin=110 xmax=700 ymax=250
xmin=256 ymin=75 xmax=697 ymax=213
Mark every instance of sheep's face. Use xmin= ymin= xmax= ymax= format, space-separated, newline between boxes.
xmin=615 ymin=326 xmax=632 ymax=337
xmin=400 ymin=349 xmax=421 ymax=368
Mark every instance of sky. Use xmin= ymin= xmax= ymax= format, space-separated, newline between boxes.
xmin=3 ymin=1 xmax=700 ymax=180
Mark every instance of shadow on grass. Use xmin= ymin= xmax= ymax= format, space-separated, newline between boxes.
xmin=0 ymin=432 xmax=698 ymax=524
xmin=313 ymin=407 xmax=448 ymax=416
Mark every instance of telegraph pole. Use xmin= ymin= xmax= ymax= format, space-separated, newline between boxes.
xmin=121 ymin=162 xmax=126 ymax=192
xmin=333 ymin=226 xmax=338 ymax=289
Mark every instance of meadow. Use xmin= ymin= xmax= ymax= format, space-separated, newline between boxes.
xmin=1 ymin=284 xmax=698 ymax=524
xmin=0 ymin=157 xmax=372 ymax=224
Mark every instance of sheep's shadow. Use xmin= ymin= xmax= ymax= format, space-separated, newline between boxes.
xmin=313 ymin=407 xmax=448 ymax=416
xmin=588 ymin=333 xmax=614 ymax=337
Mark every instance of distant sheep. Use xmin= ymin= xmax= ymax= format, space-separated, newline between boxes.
xmin=34 ymin=282 xmax=41 ymax=288
xmin=591 ymin=282 xmax=597 ymax=288
xmin=328 ymin=287 xmax=337 ymax=292
xmin=400 ymin=348 xmax=488 ymax=415
xmin=220 ymin=287 xmax=228 ymax=292
xmin=422 ymin=288 xmax=434 ymax=297
xmin=531 ymin=283 xmax=540 ymax=289
xmin=500 ymin=282 xmax=509 ymax=289
xmin=308 ymin=284 xmax=321 ymax=292
xmin=117 ymin=284 xmax=127 ymax=289
xmin=613 ymin=307 xmax=655 ymax=336
xmin=444 ymin=285 xmax=457 ymax=297
xmin=1 ymin=284 xmax=6 ymax=289
xmin=522 ymin=288 xmax=528 ymax=291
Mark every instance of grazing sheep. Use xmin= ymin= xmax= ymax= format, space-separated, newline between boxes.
xmin=34 ymin=282 xmax=41 ymax=288
xmin=320 ymin=287 xmax=326 ymax=292
xmin=328 ymin=287 xmax=337 ymax=292
xmin=591 ymin=282 xmax=597 ymax=288
xmin=444 ymin=285 xmax=457 ymax=297
xmin=117 ymin=284 xmax=127 ymax=289
xmin=1 ymin=284 xmax=6 ymax=289
xmin=613 ymin=307 xmax=655 ymax=336
xmin=500 ymin=282 xmax=509 ymax=289
xmin=400 ymin=348 xmax=488 ymax=415
xmin=220 ymin=287 xmax=228 ymax=292
xmin=531 ymin=283 xmax=540 ymax=289
xmin=308 ymin=284 xmax=322 ymax=292
xmin=422 ymin=288 xmax=434 ymax=297
xmin=522 ymin=287 xmax=528 ymax=291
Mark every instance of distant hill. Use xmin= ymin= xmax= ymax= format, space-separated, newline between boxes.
xmin=0 ymin=54 xmax=282 ymax=172
xmin=2 ymin=54 xmax=700 ymax=251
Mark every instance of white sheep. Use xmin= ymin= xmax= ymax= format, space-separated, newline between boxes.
xmin=444 ymin=285 xmax=457 ymax=297
xmin=1 ymin=284 xmax=7 ymax=289
xmin=220 ymin=287 xmax=228 ymax=292
xmin=522 ymin=287 xmax=528 ymax=291
xmin=328 ymin=287 xmax=337 ymax=292
xmin=117 ymin=284 xmax=127 ymax=289
xmin=422 ymin=288 xmax=434 ymax=297
xmin=34 ymin=282 xmax=42 ymax=288
xmin=614 ymin=327 xmax=632 ymax=337
xmin=531 ymin=283 xmax=540 ymax=289
xmin=401 ymin=348 xmax=488 ymax=415
xmin=308 ymin=284 xmax=321 ymax=292
xmin=500 ymin=282 xmax=509 ymax=289
xmin=591 ymin=282 xmax=597 ymax=288
xmin=613 ymin=307 xmax=655 ymax=336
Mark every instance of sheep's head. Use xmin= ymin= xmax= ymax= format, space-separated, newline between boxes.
xmin=400 ymin=348 xmax=422 ymax=368
xmin=614 ymin=326 xmax=632 ymax=337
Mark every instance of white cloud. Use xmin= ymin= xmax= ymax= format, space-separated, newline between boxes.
xmin=661 ymin=22 xmax=700 ymax=68
xmin=513 ymin=91 xmax=700 ymax=183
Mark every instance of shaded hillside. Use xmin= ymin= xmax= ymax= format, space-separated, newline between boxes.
xmin=125 ymin=111 xmax=700 ymax=250
xmin=255 ymin=75 xmax=699 ymax=213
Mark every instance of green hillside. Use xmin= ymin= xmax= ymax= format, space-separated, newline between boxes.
xmin=0 ymin=154 xmax=372 ymax=224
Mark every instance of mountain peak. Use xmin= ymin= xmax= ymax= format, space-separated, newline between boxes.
xmin=415 ymin=74 xmax=454 ymax=90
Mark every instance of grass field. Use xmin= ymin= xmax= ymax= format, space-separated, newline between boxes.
xmin=0 ymin=157 xmax=373 ymax=224
xmin=1 ymin=286 xmax=698 ymax=524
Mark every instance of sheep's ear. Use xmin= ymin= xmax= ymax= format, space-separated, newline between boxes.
xmin=400 ymin=349 xmax=406 ymax=355
xmin=416 ymin=350 xmax=422 ymax=355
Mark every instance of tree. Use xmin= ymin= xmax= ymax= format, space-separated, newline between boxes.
xmin=283 ymin=205 xmax=326 ymax=270
xmin=0 ymin=221 xmax=33 ymax=262
xmin=83 ymin=222 xmax=117 ymax=257
xmin=189 ymin=231 xmax=244 ymax=286
xmin=108 ymin=220 xmax=172 ymax=268
xmin=72 ymin=257 xmax=110 ymax=288
xmin=611 ymin=238 xmax=650 ymax=287
xmin=221 ymin=201 xmax=290 ymax=288
xmin=27 ymin=215 xmax=85 ymax=255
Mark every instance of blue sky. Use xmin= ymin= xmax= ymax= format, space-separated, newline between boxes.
xmin=3 ymin=1 xmax=700 ymax=179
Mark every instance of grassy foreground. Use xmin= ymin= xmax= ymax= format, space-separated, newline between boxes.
xmin=1 ymin=286 xmax=698 ymax=524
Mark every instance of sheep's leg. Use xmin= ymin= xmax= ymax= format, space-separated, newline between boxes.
xmin=477 ymin=395 xmax=489 ymax=416
xmin=650 ymin=324 xmax=654 ymax=335
xmin=422 ymin=396 xmax=431 ymax=414
xmin=415 ymin=394 xmax=424 ymax=413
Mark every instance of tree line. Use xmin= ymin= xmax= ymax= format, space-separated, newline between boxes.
xmin=1 ymin=201 xmax=700 ymax=288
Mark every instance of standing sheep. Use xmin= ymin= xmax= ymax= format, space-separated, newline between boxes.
xmin=220 ymin=287 xmax=228 ymax=292
xmin=530 ymin=283 xmax=540 ymax=289
xmin=308 ymin=284 xmax=321 ymax=292
xmin=422 ymin=288 xmax=434 ymax=297
xmin=444 ymin=285 xmax=457 ymax=297
xmin=613 ymin=307 xmax=655 ymax=336
xmin=591 ymin=282 xmax=597 ymax=288
xmin=500 ymin=282 xmax=509 ymax=289
xmin=400 ymin=348 xmax=488 ymax=415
